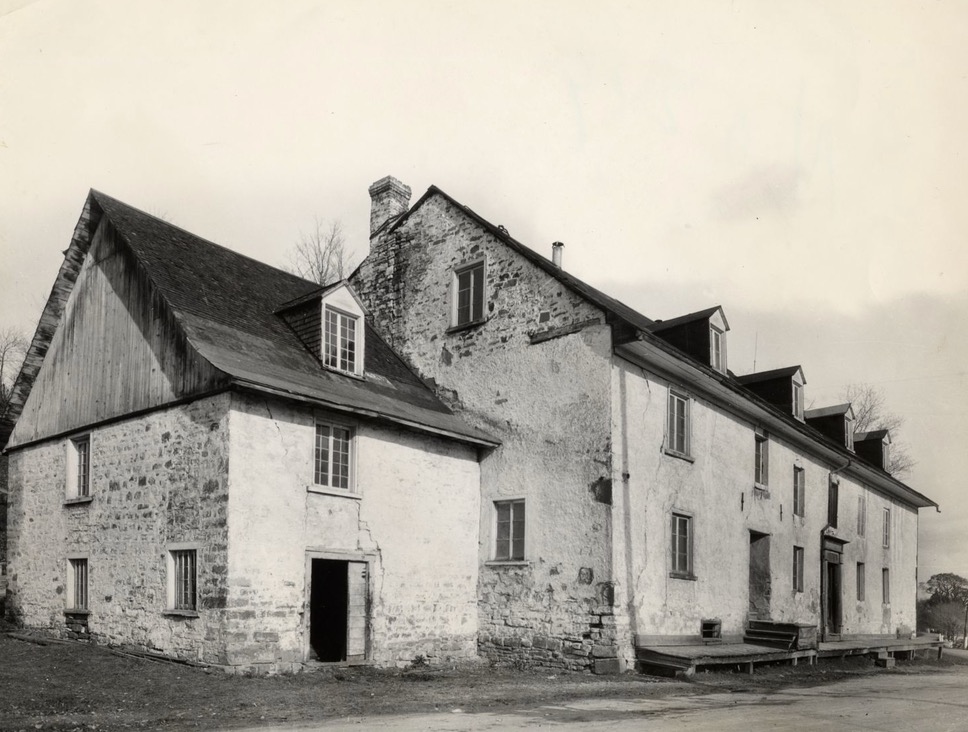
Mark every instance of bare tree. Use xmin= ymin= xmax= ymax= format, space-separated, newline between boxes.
xmin=286 ymin=218 xmax=349 ymax=286
xmin=842 ymin=382 xmax=915 ymax=476
xmin=0 ymin=326 xmax=29 ymax=420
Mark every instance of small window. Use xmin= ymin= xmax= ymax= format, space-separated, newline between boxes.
xmin=754 ymin=434 xmax=769 ymax=487
xmin=452 ymin=261 xmax=485 ymax=328
xmin=792 ymin=382 xmax=804 ymax=420
xmin=845 ymin=417 xmax=854 ymax=451
xmin=67 ymin=558 xmax=88 ymax=611
xmin=828 ymin=478 xmax=839 ymax=528
xmin=857 ymin=494 xmax=867 ymax=537
xmin=793 ymin=546 xmax=804 ymax=592
xmin=671 ymin=512 xmax=694 ymax=577
xmin=793 ymin=467 xmax=805 ymax=517
xmin=710 ymin=325 xmax=725 ymax=373
xmin=857 ymin=562 xmax=866 ymax=601
xmin=882 ymin=508 xmax=891 ymax=548
xmin=882 ymin=567 xmax=890 ymax=604
xmin=495 ymin=499 xmax=525 ymax=561
xmin=168 ymin=549 xmax=197 ymax=612
xmin=323 ymin=307 xmax=360 ymax=374
xmin=314 ymin=422 xmax=353 ymax=490
xmin=667 ymin=390 xmax=691 ymax=456
xmin=67 ymin=435 xmax=92 ymax=498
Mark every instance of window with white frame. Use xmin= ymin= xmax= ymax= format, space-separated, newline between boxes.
xmin=793 ymin=466 xmax=805 ymax=517
xmin=793 ymin=546 xmax=804 ymax=592
xmin=452 ymin=261 xmax=485 ymax=328
xmin=323 ymin=307 xmax=360 ymax=374
xmin=882 ymin=567 xmax=890 ymax=604
xmin=857 ymin=562 xmax=866 ymax=601
xmin=167 ymin=548 xmax=197 ymax=612
xmin=67 ymin=557 xmax=88 ymax=611
xmin=314 ymin=422 xmax=353 ymax=490
xmin=710 ymin=325 xmax=725 ymax=373
xmin=671 ymin=512 xmax=694 ymax=577
xmin=845 ymin=416 xmax=854 ymax=451
xmin=882 ymin=508 xmax=891 ymax=548
xmin=792 ymin=382 xmax=804 ymax=420
xmin=754 ymin=434 xmax=769 ymax=487
xmin=666 ymin=390 xmax=690 ymax=456
xmin=66 ymin=435 xmax=91 ymax=499
xmin=494 ymin=499 xmax=525 ymax=561
xmin=857 ymin=493 xmax=867 ymax=537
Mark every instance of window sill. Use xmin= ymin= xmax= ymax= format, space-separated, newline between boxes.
xmin=662 ymin=448 xmax=694 ymax=463
xmin=322 ymin=365 xmax=366 ymax=381
xmin=446 ymin=318 xmax=487 ymax=335
xmin=669 ymin=572 xmax=697 ymax=581
xmin=307 ymin=486 xmax=362 ymax=500
xmin=753 ymin=485 xmax=771 ymax=498
xmin=64 ymin=608 xmax=90 ymax=616
xmin=64 ymin=496 xmax=93 ymax=506
xmin=163 ymin=609 xmax=200 ymax=618
xmin=485 ymin=560 xmax=531 ymax=568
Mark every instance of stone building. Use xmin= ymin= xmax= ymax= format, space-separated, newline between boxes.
xmin=2 ymin=178 xmax=937 ymax=674
xmin=0 ymin=191 xmax=496 ymax=671
xmin=351 ymin=176 xmax=937 ymax=672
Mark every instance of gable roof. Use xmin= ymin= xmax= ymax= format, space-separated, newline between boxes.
xmin=804 ymin=403 xmax=853 ymax=419
xmin=648 ymin=306 xmax=727 ymax=333
xmin=4 ymin=191 xmax=497 ymax=450
xmin=735 ymin=365 xmax=805 ymax=386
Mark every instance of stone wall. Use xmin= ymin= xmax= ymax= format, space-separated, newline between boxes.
xmin=0 ymin=452 xmax=8 ymax=610
xmin=5 ymin=394 xmax=232 ymax=663
xmin=225 ymin=391 xmax=481 ymax=670
xmin=613 ymin=357 xmax=921 ymax=642
xmin=353 ymin=192 xmax=622 ymax=672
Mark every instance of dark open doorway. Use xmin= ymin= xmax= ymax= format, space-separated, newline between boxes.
xmin=822 ymin=547 xmax=843 ymax=639
xmin=748 ymin=531 xmax=772 ymax=620
xmin=308 ymin=559 xmax=368 ymax=662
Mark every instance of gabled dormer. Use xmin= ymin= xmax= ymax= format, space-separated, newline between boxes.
xmin=855 ymin=429 xmax=892 ymax=472
xmin=735 ymin=365 xmax=806 ymax=420
xmin=804 ymin=403 xmax=855 ymax=450
xmin=277 ymin=281 xmax=368 ymax=377
xmin=648 ymin=306 xmax=730 ymax=374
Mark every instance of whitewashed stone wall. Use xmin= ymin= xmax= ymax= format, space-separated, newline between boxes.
xmin=225 ymin=391 xmax=481 ymax=669
xmin=612 ymin=357 xmax=920 ymax=641
xmin=354 ymin=194 xmax=621 ymax=672
xmin=5 ymin=394 xmax=231 ymax=663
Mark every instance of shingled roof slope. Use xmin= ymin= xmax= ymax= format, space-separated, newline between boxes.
xmin=85 ymin=191 xmax=496 ymax=446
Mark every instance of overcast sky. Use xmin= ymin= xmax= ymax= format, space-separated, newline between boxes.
xmin=1 ymin=0 xmax=965 ymax=581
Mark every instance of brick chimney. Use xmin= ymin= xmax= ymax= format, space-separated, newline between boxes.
xmin=368 ymin=176 xmax=411 ymax=236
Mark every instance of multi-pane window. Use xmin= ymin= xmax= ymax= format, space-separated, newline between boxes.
xmin=793 ymin=467 xmax=805 ymax=517
xmin=845 ymin=417 xmax=854 ymax=451
xmin=67 ymin=435 xmax=91 ymax=498
xmin=324 ymin=308 xmax=359 ymax=374
xmin=170 ymin=550 xmax=197 ymax=611
xmin=68 ymin=558 xmax=88 ymax=610
xmin=453 ymin=261 xmax=485 ymax=327
xmin=314 ymin=423 xmax=352 ymax=489
xmin=857 ymin=494 xmax=867 ymax=537
xmin=667 ymin=390 xmax=690 ymax=456
xmin=671 ymin=512 xmax=693 ymax=576
xmin=857 ymin=562 xmax=866 ymax=601
xmin=754 ymin=435 xmax=769 ymax=486
xmin=828 ymin=478 xmax=839 ymax=528
xmin=710 ymin=325 xmax=724 ymax=373
xmin=793 ymin=546 xmax=804 ymax=592
xmin=882 ymin=567 xmax=891 ymax=604
xmin=882 ymin=508 xmax=891 ymax=548
xmin=792 ymin=382 xmax=804 ymax=420
xmin=495 ymin=500 xmax=525 ymax=561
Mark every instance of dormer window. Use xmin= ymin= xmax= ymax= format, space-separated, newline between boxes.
xmin=845 ymin=417 xmax=854 ymax=451
xmin=710 ymin=325 xmax=725 ymax=373
xmin=452 ymin=260 xmax=486 ymax=328
xmin=324 ymin=307 xmax=359 ymax=374
xmin=792 ymin=382 xmax=804 ymax=420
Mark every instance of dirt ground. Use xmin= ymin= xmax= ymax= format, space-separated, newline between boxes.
xmin=1 ymin=625 xmax=965 ymax=732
